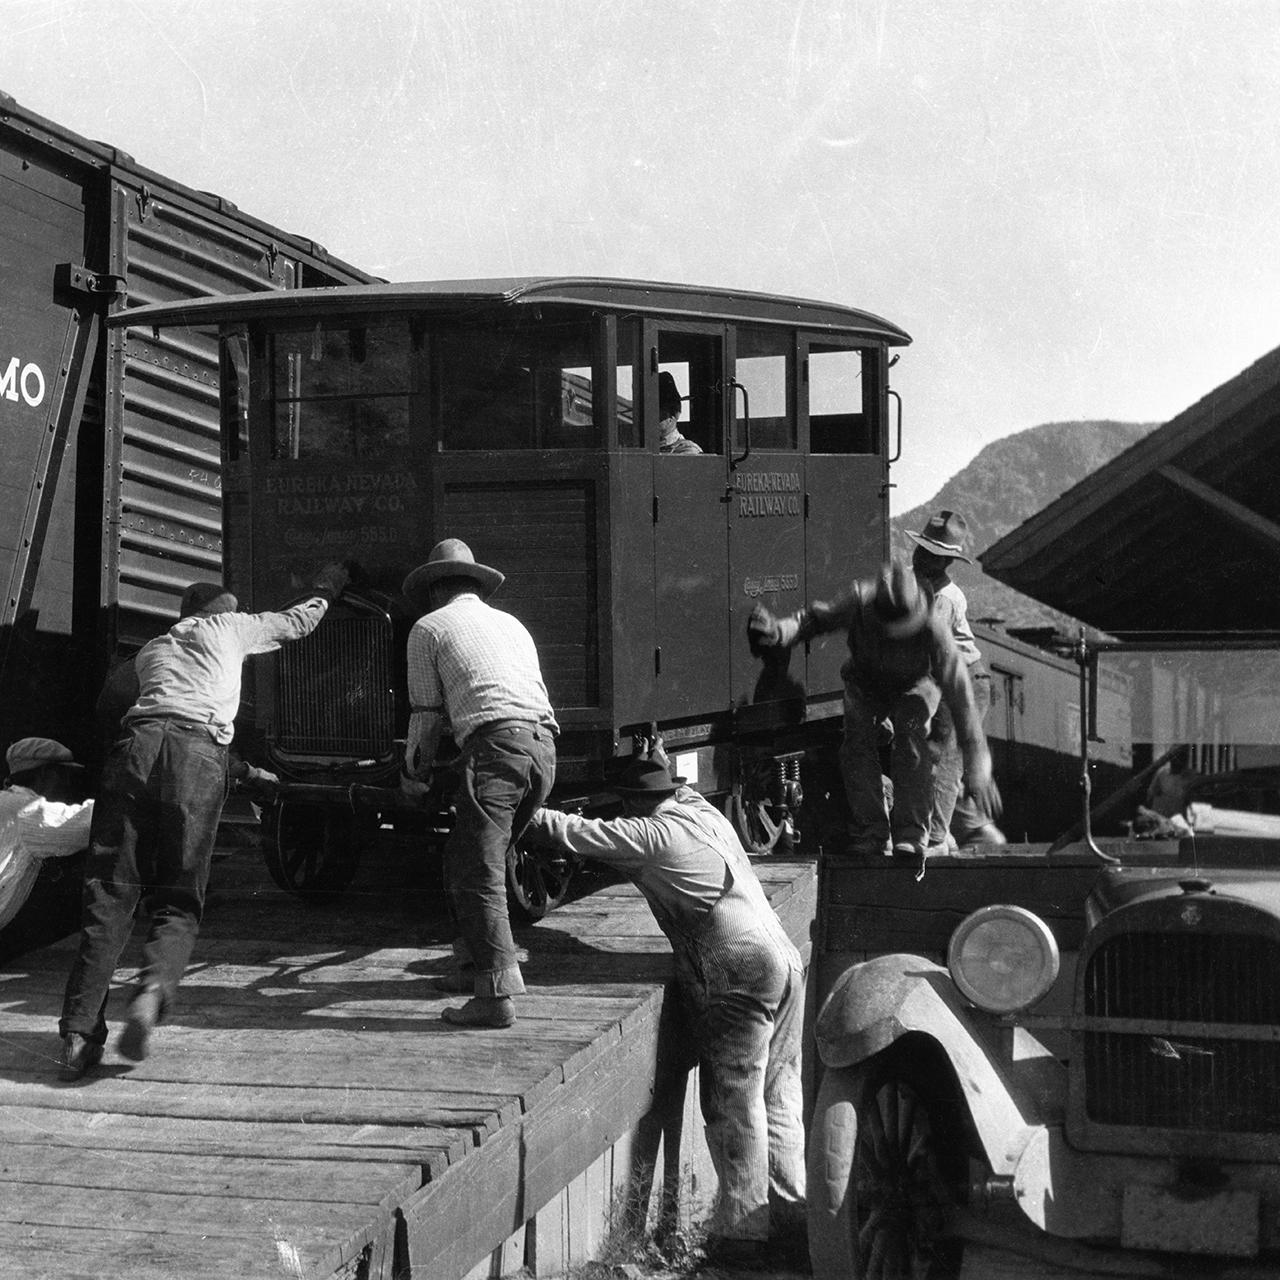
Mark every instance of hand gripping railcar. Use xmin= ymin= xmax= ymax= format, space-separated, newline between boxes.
xmin=118 ymin=278 xmax=910 ymax=911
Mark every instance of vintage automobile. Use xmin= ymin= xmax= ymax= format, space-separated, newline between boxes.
xmin=112 ymin=277 xmax=910 ymax=914
xmin=806 ymin=634 xmax=1280 ymax=1278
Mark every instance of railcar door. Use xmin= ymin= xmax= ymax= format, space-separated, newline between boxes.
xmin=727 ymin=326 xmax=806 ymax=720
xmin=650 ymin=323 xmax=730 ymax=720
xmin=801 ymin=338 xmax=890 ymax=704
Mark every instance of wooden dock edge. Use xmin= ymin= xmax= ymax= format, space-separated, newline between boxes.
xmin=394 ymin=857 xmax=816 ymax=1280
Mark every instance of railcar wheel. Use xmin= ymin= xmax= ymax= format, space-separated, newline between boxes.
xmin=808 ymin=1060 xmax=967 ymax=1280
xmin=506 ymin=841 xmax=579 ymax=924
xmin=261 ymin=800 xmax=365 ymax=897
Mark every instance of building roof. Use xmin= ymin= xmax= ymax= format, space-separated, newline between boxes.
xmin=108 ymin=276 xmax=912 ymax=343
xmin=981 ymin=343 xmax=1280 ymax=633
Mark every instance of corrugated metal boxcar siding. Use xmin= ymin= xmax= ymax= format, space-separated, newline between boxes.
xmin=441 ymin=480 xmax=599 ymax=710
xmin=109 ymin=183 xmax=294 ymax=643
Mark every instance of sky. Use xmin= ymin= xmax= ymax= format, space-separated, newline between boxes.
xmin=5 ymin=0 xmax=1280 ymax=513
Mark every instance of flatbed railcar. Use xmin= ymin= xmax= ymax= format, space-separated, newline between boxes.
xmin=115 ymin=277 xmax=911 ymax=908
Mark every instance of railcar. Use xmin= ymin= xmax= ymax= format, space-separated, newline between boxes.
xmin=973 ymin=622 xmax=1132 ymax=842
xmin=116 ymin=277 xmax=911 ymax=910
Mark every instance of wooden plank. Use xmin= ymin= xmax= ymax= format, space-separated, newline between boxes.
xmin=403 ymin=1121 xmax=525 ymax=1280
xmin=0 ymin=1107 xmax=464 ymax=1171
xmin=0 ymin=1189 xmax=383 ymax=1280
xmin=0 ymin=1076 xmax=505 ymax=1132
xmin=0 ymin=1145 xmax=419 ymax=1208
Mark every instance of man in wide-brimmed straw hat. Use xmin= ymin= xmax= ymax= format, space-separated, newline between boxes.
xmin=402 ymin=538 xmax=559 ymax=1029
xmin=749 ymin=558 xmax=999 ymax=864
xmin=526 ymin=747 xmax=806 ymax=1270
xmin=59 ymin=560 xmax=350 ymax=1079
xmin=908 ymin=510 xmax=1008 ymax=850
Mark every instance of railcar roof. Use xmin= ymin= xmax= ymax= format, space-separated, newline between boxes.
xmin=109 ymin=276 xmax=911 ymax=343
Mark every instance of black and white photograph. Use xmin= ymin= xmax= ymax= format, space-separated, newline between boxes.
xmin=2 ymin=3 xmax=1280 ymax=1278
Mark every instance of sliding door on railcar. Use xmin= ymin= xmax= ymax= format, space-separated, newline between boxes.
xmin=801 ymin=338 xmax=889 ymax=702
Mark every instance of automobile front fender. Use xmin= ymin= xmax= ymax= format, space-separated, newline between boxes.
xmin=814 ymin=953 xmax=1064 ymax=1174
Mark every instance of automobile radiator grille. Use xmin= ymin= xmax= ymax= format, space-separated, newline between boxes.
xmin=275 ymin=614 xmax=394 ymax=757
xmin=1083 ymin=931 xmax=1280 ymax=1133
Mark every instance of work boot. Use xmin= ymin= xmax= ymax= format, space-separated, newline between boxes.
xmin=118 ymin=985 xmax=163 ymax=1062
xmin=441 ymin=997 xmax=515 ymax=1029
xmin=59 ymin=1033 xmax=103 ymax=1081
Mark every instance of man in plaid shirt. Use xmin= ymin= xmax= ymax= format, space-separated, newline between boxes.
xmin=402 ymin=539 xmax=558 ymax=1029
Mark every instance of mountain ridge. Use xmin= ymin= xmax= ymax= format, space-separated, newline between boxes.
xmin=890 ymin=419 xmax=1160 ymax=631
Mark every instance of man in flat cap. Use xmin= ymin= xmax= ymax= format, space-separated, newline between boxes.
xmin=402 ymin=538 xmax=558 ymax=1029
xmin=0 ymin=738 xmax=93 ymax=932
xmin=909 ymin=510 xmax=1007 ymax=849
xmin=525 ymin=749 xmax=806 ymax=1271
xmin=749 ymin=558 xmax=1000 ymax=864
xmin=59 ymin=562 xmax=349 ymax=1078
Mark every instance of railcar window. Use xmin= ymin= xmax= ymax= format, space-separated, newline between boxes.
xmin=616 ymin=318 xmax=640 ymax=448
xmin=734 ymin=327 xmax=793 ymax=451
xmin=437 ymin=319 xmax=598 ymax=450
xmin=270 ymin=323 xmax=412 ymax=461
xmin=809 ymin=344 xmax=874 ymax=454
xmin=656 ymin=329 xmax=722 ymax=454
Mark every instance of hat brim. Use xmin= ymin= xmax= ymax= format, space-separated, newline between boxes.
xmin=611 ymin=777 xmax=686 ymax=796
xmin=907 ymin=530 xmax=973 ymax=563
xmin=9 ymin=759 xmax=85 ymax=777
xmin=403 ymin=560 xmax=505 ymax=602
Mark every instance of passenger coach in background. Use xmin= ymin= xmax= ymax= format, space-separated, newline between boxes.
xmin=112 ymin=278 xmax=911 ymax=904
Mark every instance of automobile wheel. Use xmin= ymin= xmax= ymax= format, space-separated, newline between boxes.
xmin=808 ymin=1058 xmax=967 ymax=1279
xmin=506 ymin=841 xmax=579 ymax=924
xmin=261 ymin=800 xmax=365 ymax=897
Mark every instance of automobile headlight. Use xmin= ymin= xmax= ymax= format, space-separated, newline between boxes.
xmin=947 ymin=904 xmax=1060 ymax=1013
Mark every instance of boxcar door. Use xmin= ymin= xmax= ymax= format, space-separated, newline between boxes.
xmin=801 ymin=338 xmax=890 ymax=706
xmin=649 ymin=323 xmax=730 ymax=721
xmin=728 ymin=326 xmax=806 ymax=721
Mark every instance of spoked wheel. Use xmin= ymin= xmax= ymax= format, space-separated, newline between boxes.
xmin=506 ymin=841 xmax=580 ymax=924
xmin=808 ymin=1059 xmax=967 ymax=1280
xmin=261 ymin=800 xmax=366 ymax=897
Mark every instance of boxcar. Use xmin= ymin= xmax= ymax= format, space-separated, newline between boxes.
xmin=116 ymin=278 xmax=911 ymax=904
xmin=0 ymin=92 xmax=372 ymax=769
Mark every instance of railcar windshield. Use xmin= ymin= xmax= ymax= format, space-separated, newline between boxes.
xmin=270 ymin=321 xmax=414 ymax=461
xmin=247 ymin=314 xmax=601 ymax=460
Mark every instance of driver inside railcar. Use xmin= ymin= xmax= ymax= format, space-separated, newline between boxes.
xmin=657 ymin=371 xmax=701 ymax=455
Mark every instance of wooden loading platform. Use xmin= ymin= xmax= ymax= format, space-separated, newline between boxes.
xmin=0 ymin=834 xmax=816 ymax=1279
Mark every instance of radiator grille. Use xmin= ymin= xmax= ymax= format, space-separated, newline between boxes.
xmin=275 ymin=613 xmax=394 ymax=757
xmin=1083 ymin=931 xmax=1280 ymax=1132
